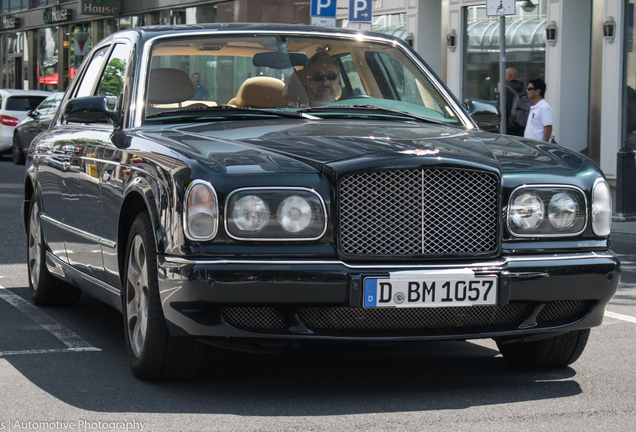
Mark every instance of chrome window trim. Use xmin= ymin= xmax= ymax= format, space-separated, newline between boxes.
xmin=507 ymin=184 xmax=588 ymax=238
xmin=163 ymin=251 xmax=614 ymax=268
xmin=134 ymin=29 xmax=473 ymax=129
xmin=183 ymin=180 xmax=219 ymax=242
xmin=224 ymin=187 xmax=328 ymax=241
xmin=40 ymin=215 xmax=116 ymax=248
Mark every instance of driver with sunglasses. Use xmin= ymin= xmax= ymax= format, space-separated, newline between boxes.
xmin=303 ymin=51 xmax=341 ymax=107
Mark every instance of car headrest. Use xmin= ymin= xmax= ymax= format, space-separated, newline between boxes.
xmin=235 ymin=77 xmax=287 ymax=108
xmin=283 ymin=69 xmax=309 ymax=106
xmin=147 ymin=68 xmax=195 ymax=104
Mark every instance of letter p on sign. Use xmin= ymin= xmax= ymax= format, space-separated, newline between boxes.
xmin=349 ymin=0 xmax=372 ymax=22
xmin=317 ymin=0 xmax=331 ymax=14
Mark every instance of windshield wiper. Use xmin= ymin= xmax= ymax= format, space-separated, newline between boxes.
xmin=146 ymin=105 xmax=320 ymax=120
xmin=299 ymin=104 xmax=446 ymax=125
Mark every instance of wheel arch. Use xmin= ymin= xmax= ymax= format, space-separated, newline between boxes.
xmin=22 ymin=171 xmax=35 ymax=234
xmin=117 ymin=182 xmax=164 ymax=289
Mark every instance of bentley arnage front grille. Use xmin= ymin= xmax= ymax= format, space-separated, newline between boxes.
xmin=339 ymin=168 xmax=499 ymax=256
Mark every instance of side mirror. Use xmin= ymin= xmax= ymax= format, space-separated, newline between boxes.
xmin=464 ymin=98 xmax=500 ymax=133
xmin=62 ymin=96 xmax=117 ymax=125
xmin=27 ymin=110 xmax=35 ymax=118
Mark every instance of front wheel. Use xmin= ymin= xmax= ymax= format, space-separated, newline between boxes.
xmin=123 ymin=211 xmax=201 ymax=380
xmin=496 ymin=329 xmax=591 ymax=368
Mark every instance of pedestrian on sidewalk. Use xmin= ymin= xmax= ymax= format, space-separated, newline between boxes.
xmin=524 ymin=78 xmax=553 ymax=142
xmin=505 ymin=67 xmax=527 ymax=136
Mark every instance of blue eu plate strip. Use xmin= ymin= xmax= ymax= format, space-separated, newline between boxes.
xmin=364 ymin=278 xmax=377 ymax=307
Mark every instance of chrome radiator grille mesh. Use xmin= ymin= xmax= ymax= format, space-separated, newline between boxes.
xmin=339 ymin=168 xmax=499 ymax=256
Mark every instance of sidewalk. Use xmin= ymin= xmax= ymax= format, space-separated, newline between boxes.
xmin=610 ymin=185 xmax=636 ymax=235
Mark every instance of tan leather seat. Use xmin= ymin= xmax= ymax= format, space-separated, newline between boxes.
xmin=235 ymin=77 xmax=287 ymax=108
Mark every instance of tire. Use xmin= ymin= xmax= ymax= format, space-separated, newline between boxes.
xmin=123 ymin=211 xmax=202 ymax=380
xmin=12 ymin=134 xmax=25 ymax=165
xmin=27 ymin=196 xmax=82 ymax=306
xmin=496 ymin=329 xmax=591 ymax=368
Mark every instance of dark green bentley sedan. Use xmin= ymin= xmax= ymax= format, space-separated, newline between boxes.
xmin=23 ymin=24 xmax=619 ymax=380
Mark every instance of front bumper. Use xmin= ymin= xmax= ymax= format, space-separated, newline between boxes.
xmin=157 ymin=251 xmax=620 ymax=341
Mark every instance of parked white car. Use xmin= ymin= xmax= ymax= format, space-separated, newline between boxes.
xmin=0 ymin=89 xmax=51 ymax=156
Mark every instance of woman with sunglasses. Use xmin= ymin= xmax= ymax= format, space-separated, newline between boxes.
xmin=303 ymin=52 xmax=342 ymax=107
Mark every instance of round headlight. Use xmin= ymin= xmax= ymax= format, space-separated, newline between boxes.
xmin=232 ymin=195 xmax=270 ymax=232
xmin=592 ymin=179 xmax=612 ymax=236
xmin=278 ymin=195 xmax=313 ymax=233
xmin=548 ymin=192 xmax=578 ymax=229
xmin=510 ymin=193 xmax=544 ymax=230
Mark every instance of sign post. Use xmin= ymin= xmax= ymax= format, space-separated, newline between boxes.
xmin=486 ymin=0 xmax=516 ymax=135
xmin=348 ymin=0 xmax=372 ymax=31
xmin=310 ymin=0 xmax=337 ymax=27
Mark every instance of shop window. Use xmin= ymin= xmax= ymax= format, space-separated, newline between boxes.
xmin=3 ymin=31 xmax=27 ymax=89
xmin=463 ymin=1 xmax=547 ymax=102
xmin=38 ymin=27 xmax=58 ymax=90
xmin=3 ymin=0 xmax=27 ymax=12
xmin=70 ymin=24 xmax=92 ymax=82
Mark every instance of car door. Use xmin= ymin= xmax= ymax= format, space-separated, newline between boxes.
xmin=53 ymin=45 xmax=113 ymax=282
xmin=62 ymin=42 xmax=134 ymax=286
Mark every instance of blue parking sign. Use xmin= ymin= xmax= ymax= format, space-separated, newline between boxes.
xmin=311 ymin=0 xmax=336 ymax=17
xmin=348 ymin=0 xmax=372 ymax=22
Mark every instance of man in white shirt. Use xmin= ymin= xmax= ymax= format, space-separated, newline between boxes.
xmin=523 ymin=78 xmax=553 ymax=141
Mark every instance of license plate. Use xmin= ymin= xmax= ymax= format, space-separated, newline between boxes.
xmin=363 ymin=269 xmax=498 ymax=308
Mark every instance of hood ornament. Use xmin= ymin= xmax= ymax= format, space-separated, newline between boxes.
xmin=398 ymin=149 xmax=440 ymax=156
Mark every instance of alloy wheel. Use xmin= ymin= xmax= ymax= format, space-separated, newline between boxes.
xmin=28 ymin=202 xmax=42 ymax=291
xmin=126 ymin=234 xmax=150 ymax=359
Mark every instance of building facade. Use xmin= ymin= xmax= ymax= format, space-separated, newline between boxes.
xmin=0 ymin=0 xmax=632 ymax=180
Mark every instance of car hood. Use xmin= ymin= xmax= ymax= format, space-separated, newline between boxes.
xmin=139 ymin=120 xmax=585 ymax=175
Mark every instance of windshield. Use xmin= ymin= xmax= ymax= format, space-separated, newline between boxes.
xmin=144 ymin=34 xmax=462 ymax=126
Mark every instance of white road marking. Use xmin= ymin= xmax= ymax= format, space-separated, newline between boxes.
xmin=0 ymin=284 xmax=101 ymax=356
xmin=605 ymin=310 xmax=636 ymax=324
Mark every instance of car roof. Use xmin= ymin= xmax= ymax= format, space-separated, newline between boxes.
xmin=102 ymin=23 xmax=402 ymax=45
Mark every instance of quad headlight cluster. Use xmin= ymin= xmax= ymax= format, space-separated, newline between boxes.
xmin=184 ymin=184 xmax=327 ymax=241
xmin=226 ymin=188 xmax=327 ymax=240
xmin=507 ymin=181 xmax=611 ymax=237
